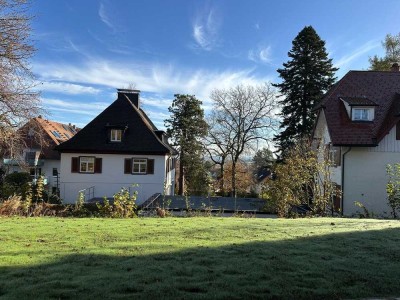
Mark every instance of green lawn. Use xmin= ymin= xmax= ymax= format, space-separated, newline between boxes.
xmin=0 ymin=217 xmax=400 ymax=299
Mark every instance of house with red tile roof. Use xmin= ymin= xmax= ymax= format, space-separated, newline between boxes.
xmin=2 ymin=117 xmax=79 ymax=195
xmin=313 ymin=63 xmax=400 ymax=216
xmin=55 ymin=89 xmax=176 ymax=204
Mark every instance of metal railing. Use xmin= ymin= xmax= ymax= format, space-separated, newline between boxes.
xmin=78 ymin=186 xmax=95 ymax=202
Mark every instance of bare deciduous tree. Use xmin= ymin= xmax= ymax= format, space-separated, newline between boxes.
xmin=207 ymin=83 xmax=277 ymax=197
xmin=0 ymin=0 xmax=41 ymax=160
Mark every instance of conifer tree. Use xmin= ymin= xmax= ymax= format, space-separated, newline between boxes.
xmin=165 ymin=94 xmax=208 ymax=195
xmin=274 ymin=26 xmax=337 ymax=155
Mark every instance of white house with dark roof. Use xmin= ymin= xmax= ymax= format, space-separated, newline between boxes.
xmin=55 ymin=89 xmax=176 ymax=204
xmin=313 ymin=64 xmax=400 ymax=216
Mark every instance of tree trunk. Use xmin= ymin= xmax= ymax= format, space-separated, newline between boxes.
xmin=231 ymin=160 xmax=236 ymax=197
xmin=178 ymin=150 xmax=185 ymax=195
xmin=219 ymin=158 xmax=225 ymax=196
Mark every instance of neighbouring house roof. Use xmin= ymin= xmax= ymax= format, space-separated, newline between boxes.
xmin=20 ymin=117 xmax=79 ymax=160
xmin=34 ymin=117 xmax=79 ymax=145
xmin=316 ymin=70 xmax=400 ymax=146
xmin=55 ymin=90 xmax=175 ymax=155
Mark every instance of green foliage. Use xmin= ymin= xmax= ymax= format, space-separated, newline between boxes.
xmin=1 ymin=172 xmax=31 ymax=198
xmin=252 ymin=148 xmax=274 ymax=170
xmin=369 ymin=33 xmax=400 ymax=71
xmin=269 ymin=139 xmax=336 ymax=217
xmin=273 ymin=26 xmax=338 ymax=155
xmin=386 ymin=163 xmax=400 ymax=218
xmin=165 ymin=94 xmax=208 ymax=195
xmin=96 ymin=188 xmax=137 ymax=218
xmin=70 ymin=191 xmax=91 ymax=217
xmin=96 ymin=198 xmax=113 ymax=217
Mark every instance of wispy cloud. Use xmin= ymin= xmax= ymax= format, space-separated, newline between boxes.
xmin=254 ymin=23 xmax=260 ymax=30
xmin=192 ymin=7 xmax=221 ymax=51
xmin=248 ymin=45 xmax=272 ymax=64
xmin=39 ymin=81 xmax=101 ymax=95
xmin=34 ymin=59 xmax=273 ymax=107
xmin=98 ymin=2 xmax=116 ymax=31
xmin=334 ymin=39 xmax=380 ymax=69
xmin=42 ymin=98 xmax=109 ymax=116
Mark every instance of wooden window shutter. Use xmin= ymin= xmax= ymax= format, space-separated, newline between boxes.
xmin=71 ymin=157 xmax=79 ymax=173
xmin=147 ymin=159 xmax=154 ymax=174
xmin=397 ymin=122 xmax=400 ymax=140
xmin=124 ymin=158 xmax=132 ymax=174
xmin=94 ymin=158 xmax=102 ymax=173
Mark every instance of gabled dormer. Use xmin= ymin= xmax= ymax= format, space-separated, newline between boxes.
xmin=339 ymin=96 xmax=378 ymax=122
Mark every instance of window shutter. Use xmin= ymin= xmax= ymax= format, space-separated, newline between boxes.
xmin=71 ymin=157 xmax=79 ymax=173
xmin=147 ymin=159 xmax=154 ymax=174
xmin=94 ymin=158 xmax=102 ymax=173
xmin=397 ymin=122 xmax=400 ymax=140
xmin=124 ymin=158 xmax=132 ymax=174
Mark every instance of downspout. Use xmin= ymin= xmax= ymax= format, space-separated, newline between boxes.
xmin=340 ymin=147 xmax=352 ymax=216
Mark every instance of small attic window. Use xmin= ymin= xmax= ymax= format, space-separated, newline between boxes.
xmin=110 ymin=129 xmax=122 ymax=142
xmin=51 ymin=131 xmax=62 ymax=139
xmin=352 ymin=108 xmax=374 ymax=121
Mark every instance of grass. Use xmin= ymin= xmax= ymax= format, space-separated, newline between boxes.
xmin=0 ymin=217 xmax=400 ymax=299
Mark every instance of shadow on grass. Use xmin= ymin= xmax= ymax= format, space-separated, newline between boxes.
xmin=1 ymin=227 xmax=400 ymax=299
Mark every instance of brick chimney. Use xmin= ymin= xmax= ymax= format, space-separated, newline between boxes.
xmin=391 ymin=63 xmax=399 ymax=72
xmin=117 ymin=89 xmax=140 ymax=108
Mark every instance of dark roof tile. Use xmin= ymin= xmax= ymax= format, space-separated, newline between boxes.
xmin=56 ymin=92 xmax=174 ymax=155
xmin=319 ymin=71 xmax=400 ymax=146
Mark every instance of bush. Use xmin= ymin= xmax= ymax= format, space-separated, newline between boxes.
xmin=386 ymin=163 xmax=400 ymax=218
xmin=0 ymin=195 xmax=67 ymax=217
xmin=1 ymin=172 xmax=31 ymax=199
xmin=96 ymin=187 xmax=137 ymax=218
xmin=268 ymin=139 xmax=336 ymax=217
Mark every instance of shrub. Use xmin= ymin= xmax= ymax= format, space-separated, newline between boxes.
xmin=0 ymin=195 xmax=67 ymax=217
xmin=96 ymin=187 xmax=137 ymax=218
xmin=386 ymin=163 xmax=400 ymax=218
xmin=1 ymin=172 xmax=31 ymax=199
xmin=268 ymin=139 xmax=336 ymax=217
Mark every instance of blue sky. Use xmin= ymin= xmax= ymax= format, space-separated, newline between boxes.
xmin=30 ymin=0 xmax=400 ymax=129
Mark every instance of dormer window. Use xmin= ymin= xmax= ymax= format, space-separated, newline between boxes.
xmin=110 ymin=129 xmax=122 ymax=142
xmin=339 ymin=97 xmax=377 ymax=122
xmin=352 ymin=107 xmax=374 ymax=121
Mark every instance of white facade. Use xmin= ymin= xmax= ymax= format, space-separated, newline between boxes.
xmin=4 ymin=158 xmax=61 ymax=195
xmin=314 ymin=111 xmax=400 ymax=216
xmin=60 ymin=153 xmax=174 ymax=204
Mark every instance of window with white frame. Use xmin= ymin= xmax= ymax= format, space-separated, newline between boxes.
xmin=80 ymin=156 xmax=95 ymax=173
xmin=132 ymin=159 xmax=147 ymax=174
xmin=110 ymin=129 xmax=122 ymax=142
xmin=352 ymin=108 xmax=374 ymax=121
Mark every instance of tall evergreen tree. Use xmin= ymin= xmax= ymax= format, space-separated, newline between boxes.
xmin=274 ymin=26 xmax=337 ymax=155
xmin=165 ymin=94 xmax=208 ymax=195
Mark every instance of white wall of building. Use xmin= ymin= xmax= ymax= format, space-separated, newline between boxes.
xmin=343 ymin=125 xmax=400 ymax=216
xmin=314 ymin=110 xmax=342 ymax=185
xmin=60 ymin=153 xmax=173 ymax=204
xmin=343 ymin=148 xmax=398 ymax=216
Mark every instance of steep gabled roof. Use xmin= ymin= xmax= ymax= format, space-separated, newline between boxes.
xmin=317 ymin=70 xmax=400 ymax=146
xmin=55 ymin=90 xmax=174 ymax=155
xmin=19 ymin=117 xmax=79 ymax=160
xmin=34 ymin=117 xmax=79 ymax=145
